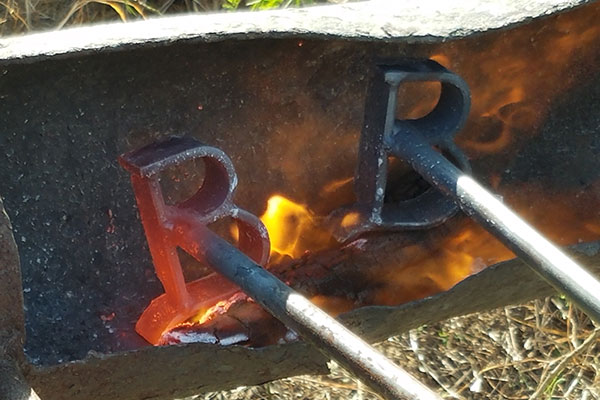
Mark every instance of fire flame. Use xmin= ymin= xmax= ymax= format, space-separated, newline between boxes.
xmin=163 ymin=4 xmax=600 ymax=342
xmin=259 ymin=195 xmax=333 ymax=259
xmin=431 ymin=3 xmax=600 ymax=156
xmin=258 ymin=193 xmax=515 ymax=314
xmin=255 ymin=184 xmax=600 ymax=318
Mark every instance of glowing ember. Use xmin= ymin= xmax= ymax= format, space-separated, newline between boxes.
xmin=340 ymin=212 xmax=361 ymax=229
xmin=192 ymin=292 xmax=247 ymax=325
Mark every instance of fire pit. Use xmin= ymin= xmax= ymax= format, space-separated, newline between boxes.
xmin=0 ymin=1 xmax=599 ymax=399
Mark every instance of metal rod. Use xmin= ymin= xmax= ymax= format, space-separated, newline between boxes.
xmin=171 ymin=217 xmax=442 ymax=400
xmin=387 ymin=130 xmax=600 ymax=324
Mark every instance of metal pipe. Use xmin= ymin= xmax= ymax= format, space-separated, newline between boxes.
xmin=171 ymin=217 xmax=442 ymax=400
xmin=387 ymin=130 xmax=600 ymax=324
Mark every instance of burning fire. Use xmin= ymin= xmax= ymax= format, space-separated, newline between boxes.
xmin=161 ymin=4 xmax=600 ymax=343
xmin=259 ymin=194 xmax=515 ymax=313
xmin=252 ymin=185 xmax=600 ymax=317
xmin=259 ymin=194 xmax=333 ymax=259
xmin=431 ymin=3 xmax=600 ymax=156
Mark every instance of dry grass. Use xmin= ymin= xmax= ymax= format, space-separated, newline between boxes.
xmin=0 ymin=0 xmax=325 ymax=36
xmin=2 ymin=0 xmax=149 ymax=35
xmin=192 ymin=296 xmax=600 ymax=399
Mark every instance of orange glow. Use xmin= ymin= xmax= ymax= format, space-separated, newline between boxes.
xmin=585 ymin=223 xmax=600 ymax=236
xmin=229 ymin=222 xmax=239 ymax=242
xmin=195 ymin=300 xmax=231 ymax=324
xmin=192 ymin=296 xmax=241 ymax=325
xmin=256 ymin=184 xmax=599 ymax=316
xmin=320 ymin=176 xmax=354 ymax=195
xmin=160 ymin=4 xmax=600 ymax=343
xmin=341 ymin=212 xmax=360 ymax=229
xmin=310 ymin=295 xmax=357 ymax=317
xmin=168 ymin=181 xmax=600 ymax=339
xmin=368 ymin=223 xmax=513 ymax=308
xmin=430 ymin=3 xmax=600 ymax=157
xmin=260 ymin=195 xmax=333 ymax=258
xmin=261 ymin=195 xmax=310 ymax=257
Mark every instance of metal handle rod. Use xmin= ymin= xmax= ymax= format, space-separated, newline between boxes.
xmin=388 ymin=130 xmax=600 ymax=323
xmin=171 ymin=218 xmax=441 ymax=400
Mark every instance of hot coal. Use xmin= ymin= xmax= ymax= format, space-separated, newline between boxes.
xmin=159 ymin=299 xmax=290 ymax=347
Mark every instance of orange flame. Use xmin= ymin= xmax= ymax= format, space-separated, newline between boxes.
xmin=165 ymin=4 xmax=600 ymax=341
xmin=259 ymin=195 xmax=333 ymax=258
xmin=430 ymin=3 xmax=600 ymax=156
xmin=365 ymin=223 xmax=514 ymax=310
xmin=256 ymin=184 xmax=599 ymax=317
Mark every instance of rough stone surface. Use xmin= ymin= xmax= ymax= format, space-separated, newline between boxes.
xmin=0 ymin=0 xmax=591 ymax=62
xmin=29 ymin=341 xmax=327 ymax=400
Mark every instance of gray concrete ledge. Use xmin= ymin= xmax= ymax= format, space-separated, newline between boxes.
xmin=0 ymin=0 xmax=590 ymax=62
